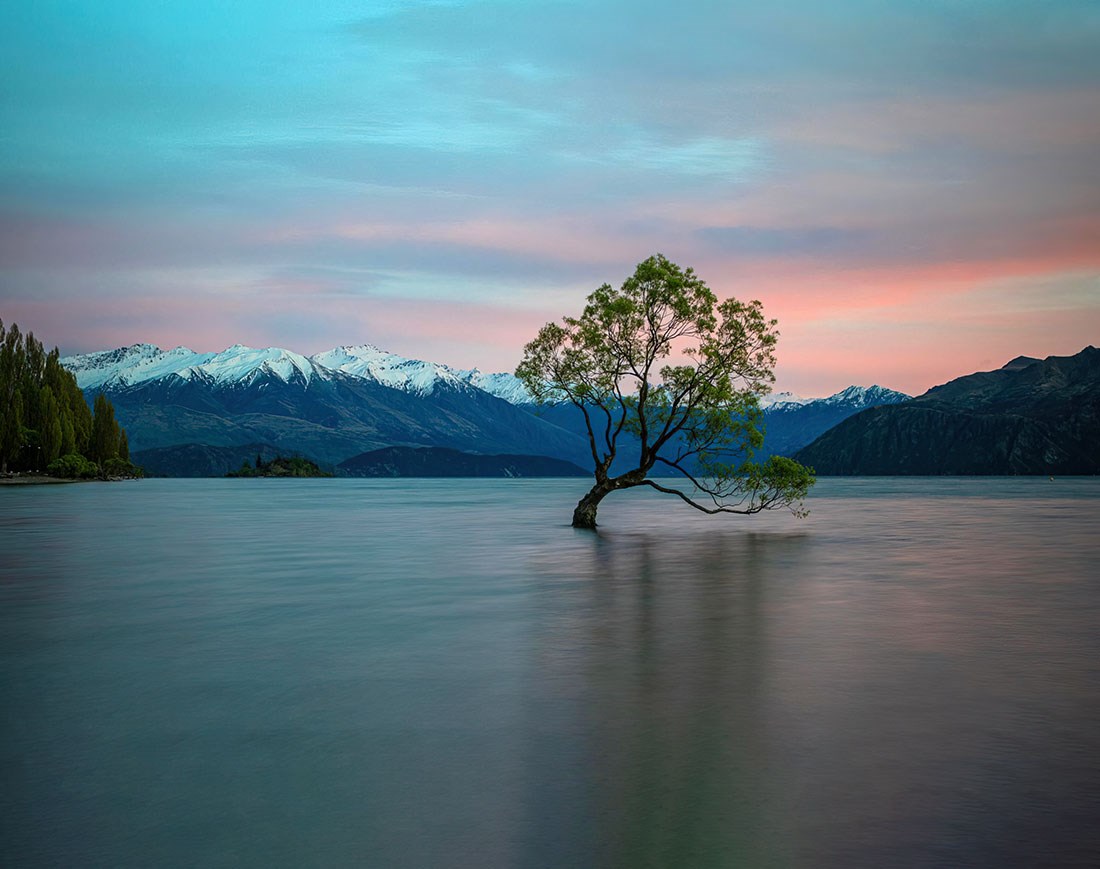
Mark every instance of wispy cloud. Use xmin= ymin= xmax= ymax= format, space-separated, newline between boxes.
xmin=697 ymin=225 xmax=871 ymax=257
xmin=2 ymin=0 xmax=1098 ymax=394
xmin=599 ymin=136 xmax=765 ymax=181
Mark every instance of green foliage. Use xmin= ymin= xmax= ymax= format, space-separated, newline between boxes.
xmin=47 ymin=452 xmax=99 ymax=479
xmin=102 ymin=456 xmax=144 ymax=478
xmin=1 ymin=387 xmax=23 ymax=471
xmin=227 ymin=455 xmax=331 ymax=478
xmin=39 ymin=386 xmax=63 ymax=466
xmin=60 ymin=409 xmax=76 ymax=457
xmin=91 ymin=393 xmax=120 ymax=464
xmin=0 ymin=320 xmax=134 ymax=476
xmin=517 ymin=255 xmax=815 ymax=526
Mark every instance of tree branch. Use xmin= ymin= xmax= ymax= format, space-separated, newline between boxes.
xmin=638 ymin=479 xmax=767 ymax=515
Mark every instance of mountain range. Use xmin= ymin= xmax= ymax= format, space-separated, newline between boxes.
xmin=63 ymin=342 xmax=532 ymax=403
xmin=63 ymin=342 xmax=910 ymax=476
xmin=795 ymin=346 xmax=1099 ymax=474
xmin=65 ymin=343 xmax=589 ymax=471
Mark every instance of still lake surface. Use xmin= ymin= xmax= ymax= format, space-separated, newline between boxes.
xmin=2 ymin=477 xmax=1099 ymax=868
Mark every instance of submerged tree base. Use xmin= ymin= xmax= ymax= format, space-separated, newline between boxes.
xmin=571 ymin=477 xmax=640 ymax=528
xmin=567 ymin=484 xmax=611 ymax=530
xmin=571 ymin=491 xmax=604 ymax=529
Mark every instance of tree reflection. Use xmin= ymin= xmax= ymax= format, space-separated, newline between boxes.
xmin=521 ymin=530 xmax=809 ymax=868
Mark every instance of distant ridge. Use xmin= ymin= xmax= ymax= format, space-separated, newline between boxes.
xmin=338 ymin=446 xmax=589 ymax=478
xmin=794 ymin=347 xmax=1100 ymax=475
xmin=132 ymin=443 xmax=309 ymax=477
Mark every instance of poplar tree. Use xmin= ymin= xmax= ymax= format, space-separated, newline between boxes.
xmin=92 ymin=393 xmax=120 ymax=464
xmin=0 ymin=320 xmax=137 ymax=475
xmin=39 ymin=386 xmax=62 ymax=467
xmin=0 ymin=387 xmax=22 ymax=473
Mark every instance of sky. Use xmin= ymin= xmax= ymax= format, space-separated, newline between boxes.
xmin=1 ymin=0 xmax=1098 ymax=396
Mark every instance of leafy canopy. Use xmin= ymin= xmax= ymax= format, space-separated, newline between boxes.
xmin=1 ymin=318 xmax=139 ymax=477
xmin=517 ymin=254 xmax=814 ymax=519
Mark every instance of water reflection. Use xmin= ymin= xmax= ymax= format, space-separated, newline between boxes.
xmin=515 ymin=505 xmax=1100 ymax=868
xmin=522 ymin=530 xmax=808 ymax=868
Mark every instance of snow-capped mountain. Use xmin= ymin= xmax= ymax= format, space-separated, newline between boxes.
xmin=66 ymin=341 xmax=910 ymax=412
xmin=60 ymin=341 xmax=567 ymax=473
xmin=759 ymin=385 xmax=908 ymax=411
xmin=311 ymin=344 xmax=467 ymax=395
xmin=62 ymin=341 xmax=533 ymax=402
xmin=62 ymin=343 xmax=318 ymax=389
xmin=758 ymin=383 xmax=911 ymax=457
xmin=62 ymin=344 xmax=215 ymax=390
xmin=193 ymin=345 xmax=317 ymax=385
xmin=758 ymin=390 xmax=812 ymax=409
xmin=458 ymin=369 xmax=535 ymax=405
xmin=812 ymin=384 xmax=909 ymax=408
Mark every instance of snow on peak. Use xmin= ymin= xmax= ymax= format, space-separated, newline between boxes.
xmin=310 ymin=345 xmax=466 ymax=395
xmin=61 ymin=344 xmax=213 ymax=389
xmin=819 ymin=384 xmax=910 ymax=407
xmin=759 ymin=390 xmax=812 ymax=409
xmin=62 ymin=339 xmax=537 ymax=403
xmin=62 ymin=338 xmax=910 ymax=413
xmin=309 ymin=344 xmax=533 ymax=400
xmin=187 ymin=345 xmax=317 ymax=385
xmin=458 ymin=369 xmax=534 ymax=404
xmin=762 ymin=385 xmax=911 ymax=413
xmin=61 ymin=343 xmax=319 ymax=388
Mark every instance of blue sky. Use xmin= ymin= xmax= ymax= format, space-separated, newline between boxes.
xmin=2 ymin=0 xmax=1098 ymax=394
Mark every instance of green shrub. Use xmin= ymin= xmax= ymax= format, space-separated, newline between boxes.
xmin=47 ymin=453 xmax=98 ymax=478
xmin=103 ymin=456 xmax=144 ymax=478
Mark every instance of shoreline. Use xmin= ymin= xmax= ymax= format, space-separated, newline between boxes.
xmin=0 ymin=475 xmax=84 ymax=485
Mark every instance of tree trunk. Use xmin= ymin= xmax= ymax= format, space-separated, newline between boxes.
xmin=572 ymin=483 xmax=613 ymax=529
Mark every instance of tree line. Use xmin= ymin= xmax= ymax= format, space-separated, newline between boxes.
xmin=0 ymin=320 xmax=141 ymax=478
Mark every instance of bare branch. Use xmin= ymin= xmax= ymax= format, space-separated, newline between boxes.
xmin=638 ymin=479 xmax=766 ymax=515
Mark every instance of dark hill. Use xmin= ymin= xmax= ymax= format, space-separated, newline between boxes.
xmin=338 ymin=446 xmax=589 ymax=478
xmin=132 ymin=443 xmax=304 ymax=477
xmin=760 ymin=386 xmax=910 ymax=456
xmin=794 ymin=347 xmax=1100 ymax=475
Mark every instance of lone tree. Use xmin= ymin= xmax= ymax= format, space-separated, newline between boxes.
xmin=517 ymin=254 xmax=815 ymax=528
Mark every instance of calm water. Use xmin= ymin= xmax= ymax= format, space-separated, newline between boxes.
xmin=2 ymin=478 xmax=1099 ymax=868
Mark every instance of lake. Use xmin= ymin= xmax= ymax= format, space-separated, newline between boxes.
xmin=2 ymin=478 xmax=1099 ymax=867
